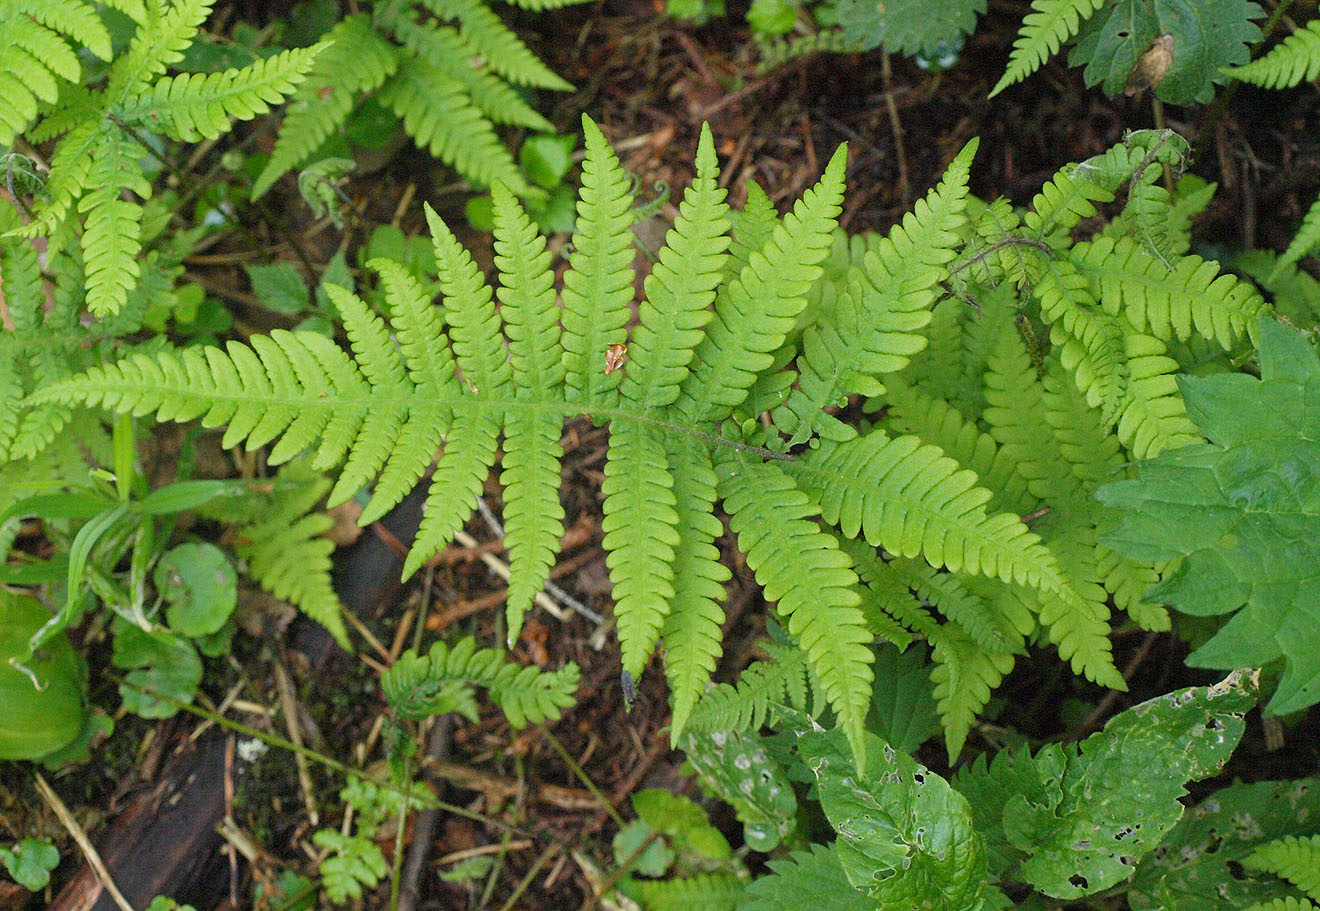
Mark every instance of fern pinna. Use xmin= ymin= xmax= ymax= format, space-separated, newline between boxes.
xmin=4 ymin=0 xmax=326 ymax=317
xmin=33 ymin=116 xmax=1184 ymax=767
xmin=251 ymin=0 xmax=589 ymax=202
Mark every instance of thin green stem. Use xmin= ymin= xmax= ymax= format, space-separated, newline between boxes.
xmin=110 ymin=673 xmax=526 ymax=834
xmin=541 ymin=726 xmax=625 ymax=827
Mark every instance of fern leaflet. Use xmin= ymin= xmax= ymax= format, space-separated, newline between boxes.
xmin=382 ymin=636 xmax=579 ymax=729
xmin=1224 ymin=18 xmax=1320 ymax=88
xmin=990 ymin=0 xmax=1106 ymax=97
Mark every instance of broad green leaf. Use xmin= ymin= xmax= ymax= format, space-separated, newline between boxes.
xmin=1068 ymin=0 xmax=1263 ymax=104
xmin=0 ymin=593 xmax=85 ymax=761
xmin=866 ymin=642 xmax=939 ymax=753
xmin=1128 ymin=778 xmax=1320 ymax=911
xmin=613 ymin=820 xmax=676 ymax=877
xmin=954 ymin=671 xmax=1257 ymax=898
xmin=0 ymin=839 xmax=60 ymax=892
xmin=682 ymin=729 xmax=798 ymax=851
xmin=632 ymin=789 xmax=731 ymax=860
xmin=798 ymin=728 xmax=989 ymax=910
xmin=836 ymin=0 xmax=985 ymax=55
xmin=1098 ymin=318 xmax=1320 ymax=715
xmin=244 ymin=261 xmax=311 ymax=315
xmin=154 ymin=543 xmax=237 ymax=637
xmin=112 ymin=621 xmax=203 ymax=719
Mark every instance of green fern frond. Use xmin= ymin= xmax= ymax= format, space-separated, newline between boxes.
xmin=881 ymin=376 xmax=1033 ymax=516
xmin=1032 ymin=257 xmax=1128 ymax=424
xmin=717 ymin=454 xmax=873 ymax=760
xmin=1225 ymin=18 xmax=1320 ymax=88
xmin=417 ymin=0 xmax=573 ymax=89
xmin=79 ymin=134 xmax=147 ymax=318
xmin=107 ymin=0 xmax=213 ymax=101
xmin=120 ymin=43 xmax=324 ymax=141
xmin=230 ymin=465 xmax=350 ymax=647
xmin=888 ymin=556 xmax=1021 ymax=652
xmin=603 ymin=421 xmax=680 ymax=681
xmin=623 ymin=123 xmax=732 ymax=414
xmin=626 ymin=873 xmax=744 ymax=911
xmin=776 ymin=139 xmax=977 ymax=443
xmin=1244 ymin=835 xmax=1320 ymax=901
xmin=676 ymin=144 xmax=848 ymax=425
xmin=252 ymin=15 xmax=398 ymax=198
xmin=498 ymin=0 xmax=595 ymax=10
xmin=1072 ymin=235 xmax=1269 ymax=348
xmin=380 ymin=55 xmax=530 ymax=194
xmin=839 ymin=534 xmax=935 ymax=645
xmin=1030 ymin=526 xmax=1124 ymax=688
xmin=723 ymin=181 xmax=780 ymax=285
xmin=929 ymin=622 xmax=1015 ymax=760
xmin=662 ymin=438 xmax=730 ymax=741
xmin=983 ymin=315 xmax=1079 ymax=505
xmin=0 ymin=1 xmax=111 ymax=145
xmin=1271 ymin=191 xmax=1320 ymax=281
xmin=1124 ymin=169 xmax=1178 ymax=267
xmin=989 ymin=0 xmax=1105 ymax=97
xmin=1096 ymin=543 xmax=1167 ymax=630
xmin=1022 ymin=163 xmax=1112 ymax=246
xmin=390 ymin=17 xmax=552 ymax=130
xmin=492 ymin=183 xmax=568 ymax=642
xmin=790 ymin=428 xmax=1066 ymax=591
xmin=1113 ymin=330 xmax=1201 ymax=459
xmin=560 ymin=115 xmax=637 ymax=409
xmin=685 ymin=637 xmax=812 ymax=734
xmin=382 ymin=636 xmax=579 ymax=728
xmin=1242 ymin=899 xmax=1320 ymax=911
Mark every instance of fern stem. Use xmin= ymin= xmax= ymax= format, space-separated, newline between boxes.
xmin=948 ymin=235 xmax=1054 ymax=279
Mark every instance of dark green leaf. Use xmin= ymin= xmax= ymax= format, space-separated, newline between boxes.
xmin=836 ymin=0 xmax=984 ymax=55
xmin=244 ymin=262 xmax=311 ymax=316
xmin=1128 ymin=778 xmax=1320 ymax=911
xmin=1098 ymin=318 xmax=1320 ymax=714
xmin=955 ymin=671 xmax=1256 ymax=898
xmin=799 ymin=728 xmax=988 ymax=910
xmin=1069 ymin=0 xmax=1263 ymax=104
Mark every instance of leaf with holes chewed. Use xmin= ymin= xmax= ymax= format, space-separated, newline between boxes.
xmin=681 ymin=729 xmax=798 ymax=851
xmin=954 ymin=670 xmax=1256 ymax=899
xmin=798 ymin=728 xmax=989 ymax=910
xmin=1127 ymin=778 xmax=1320 ymax=911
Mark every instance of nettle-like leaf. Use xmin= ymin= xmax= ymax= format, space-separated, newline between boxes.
xmin=1127 ymin=778 xmax=1320 ymax=911
xmin=835 ymin=0 xmax=985 ymax=56
xmin=954 ymin=670 xmax=1257 ymax=899
xmin=1068 ymin=0 xmax=1264 ymax=104
xmin=798 ymin=727 xmax=990 ymax=910
xmin=1099 ymin=318 xmax=1320 ymax=715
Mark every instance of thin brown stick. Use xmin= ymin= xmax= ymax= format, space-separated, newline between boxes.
xmin=32 ymin=772 xmax=135 ymax=911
